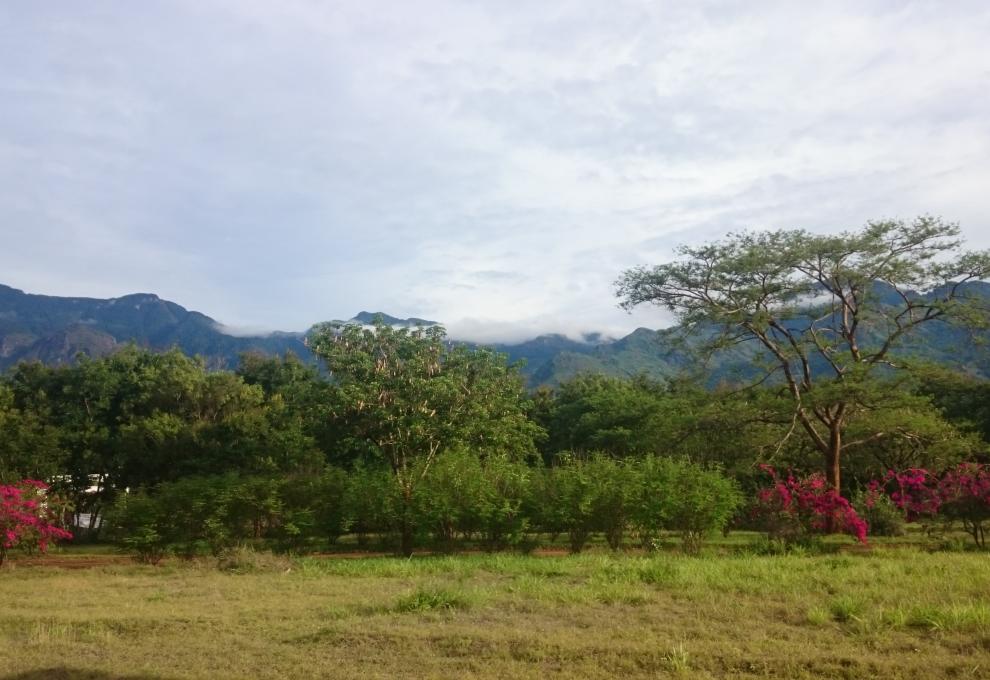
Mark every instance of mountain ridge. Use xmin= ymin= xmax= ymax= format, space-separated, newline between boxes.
xmin=2 ymin=282 xmax=989 ymax=385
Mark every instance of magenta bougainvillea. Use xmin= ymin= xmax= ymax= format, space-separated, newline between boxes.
xmin=874 ymin=468 xmax=942 ymax=521
xmin=874 ymin=464 xmax=990 ymax=548
xmin=753 ymin=466 xmax=868 ymax=544
xmin=0 ymin=480 xmax=73 ymax=567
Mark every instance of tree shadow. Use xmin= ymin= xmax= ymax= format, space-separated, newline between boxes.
xmin=2 ymin=670 xmax=174 ymax=680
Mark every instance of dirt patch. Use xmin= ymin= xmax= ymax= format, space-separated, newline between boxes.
xmin=3 ymin=555 xmax=135 ymax=569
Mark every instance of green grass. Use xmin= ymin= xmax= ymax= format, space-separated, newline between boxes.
xmin=2 ymin=547 xmax=990 ymax=678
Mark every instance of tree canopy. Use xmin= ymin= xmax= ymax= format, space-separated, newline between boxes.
xmin=616 ymin=217 xmax=990 ymax=490
xmin=307 ymin=318 xmax=542 ymax=555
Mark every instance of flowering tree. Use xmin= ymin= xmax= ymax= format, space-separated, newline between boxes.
xmin=878 ymin=464 xmax=990 ymax=548
xmin=753 ymin=466 xmax=868 ymax=544
xmin=874 ymin=469 xmax=941 ymax=521
xmin=938 ymin=464 xmax=990 ymax=548
xmin=1 ymin=480 xmax=73 ymax=567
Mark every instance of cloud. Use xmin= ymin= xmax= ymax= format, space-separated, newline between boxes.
xmin=444 ymin=312 xmax=658 ymax=346
xmin=213 ymin=322 xmax=289 ymax=338
xmin=1 ymin=0 xmax=988 ymax=340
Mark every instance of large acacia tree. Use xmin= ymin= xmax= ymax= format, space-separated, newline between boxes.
xmin=307 ymin=318 xmax=542 ymax=556
xmin=617 ymin=217 xmax=990 ymax=490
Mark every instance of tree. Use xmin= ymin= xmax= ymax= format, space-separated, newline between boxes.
xmin=307 ymin=318 xmax=542 ymax=556
xmin=917 ymin=368 xmax=990 ymax=448
xmin=0 ymin=384 xmax=63 ymax=484
xmin=541 ymin=374 xmax=668 ymax=457
xmin=617 ymin=217 xmax=990 ymax=491
xmin=0 ymin=480 xmax=72 ymax=567
xmin=237 ymin=352 xmax=342 ymax=465
xmin=4 ymin=347 xmax=321 ymax=533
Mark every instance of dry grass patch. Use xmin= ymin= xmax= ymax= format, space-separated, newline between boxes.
xmin=1 ymin=550 xmax=989 ymax=678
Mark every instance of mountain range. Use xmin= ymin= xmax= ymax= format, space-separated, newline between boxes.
xmin=2 ymin=282 xmax=989 ymax=386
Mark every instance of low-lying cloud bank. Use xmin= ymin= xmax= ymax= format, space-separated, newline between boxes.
xmin=445 ymin=315 xmax=659 ymax=346
xmin=215 ymin=305 xmax=676 ymax=346
xmin=213 ymin=322 xmax=298 ymax=338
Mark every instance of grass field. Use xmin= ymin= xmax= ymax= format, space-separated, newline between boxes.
xmin=2 ymin=540 xmax=990 ymax=679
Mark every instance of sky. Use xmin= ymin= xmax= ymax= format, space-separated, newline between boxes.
xmin=1 ymin=1 xmax=989 ymax=343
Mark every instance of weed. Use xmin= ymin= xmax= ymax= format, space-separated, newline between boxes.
xmin=661 ymin=642 xmax=690 ymax=673
xmin=394 ymin=586 xmax=472 ymax=613
xmin=829 ymin=595 xmax=866 ymax=623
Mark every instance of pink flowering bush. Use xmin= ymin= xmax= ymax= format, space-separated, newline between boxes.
xmin=877 ymin=464 xmax=990 ymax=548
xmin=752 ymin=466 xmax=868 ymax=546
xmin=1 ymin=480 xmax=73 ymax=567
xmin=877 ymin=469 xmax=942 ymax=521
xmin=938 ymin=464 xmax=990 ymax=548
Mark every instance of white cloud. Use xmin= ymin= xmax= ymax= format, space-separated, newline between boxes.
xmin=0 ymin=0 xmax=988 ymax=341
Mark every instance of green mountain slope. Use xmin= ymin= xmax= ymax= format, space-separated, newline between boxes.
xmin=0 ymin=284 xmax=308 ymax=371
xmin=2 ymin=282 xmax=989 ymax=385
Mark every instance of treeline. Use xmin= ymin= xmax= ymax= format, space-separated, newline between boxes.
xmin=1 ymin=320 xmax=988 ymax=555
xmin=112 ymin=454 xmax=740 ymax=561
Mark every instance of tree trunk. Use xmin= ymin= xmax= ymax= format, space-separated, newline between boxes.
xmin=826 ymin=425 xmax=842 ymax=492
xmin=400 ymin=519 xmax=414 ymax=558
xmin=399 ymin=487 xmax=415 ymax=557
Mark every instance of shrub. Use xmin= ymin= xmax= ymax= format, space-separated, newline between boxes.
xmin=538 ymin=454 xmax=626 ymax=553
xmin=345 ymin=464 xmax=404 ymax=549
xmin=881 ymin=468 xmax=941 ymax=521
xmin=473 ymin=454 xmax=531 ymax=551
xmin=875 ymin=464 xmax=990 ymax=548
xmin=586 ymin=455 xmax=635 ymax=550
xmin=107 ymin=492 xmax=169 ymax=564
xmin=0 ymin=480 xmax=73 ymax=567
xmin=752 ymin=466 xmax=868 ymax=545
xmin=523 ymin=466 xmax=566 ymax=544
xmin=853 ymin=487 xmax=905 ymax=537
xmin=415 ymin=449 xmax=486 ymax=550
xmin=109 ymin=475 xmax=288 ymax=561
xmin=934 ymin=463 xmax=990 ymax=549
xmin=278 ymin=468 xmax=351 ymax=553
xmin=660 ymin=459 xmax=742 ymax=553
xmin=631 ymin=456 xmax=741 ymax=553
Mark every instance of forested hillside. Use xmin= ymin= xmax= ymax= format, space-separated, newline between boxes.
xmin=3 ymin=280 xmax=990 ymax=385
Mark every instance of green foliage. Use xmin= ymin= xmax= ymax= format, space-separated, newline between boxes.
xmin=314 ymin=466 xmax=353 ymax=543
xmin=534 ymin=457 xmax=614 ymax=551
xmin=108 ymin=492 xmax=169 ymax=564
xmin=308 ymin=318 xmax=542 ymax=555
xmin=917 ymin=368 xmax=990 ymax=447
xmin=631 ymin=456 xmax=742 ymax=553
xmin=0 ymin=383 xmax=63 ymax=483
xmin=236 ymin=351 xmax=343 ymax=466
xmin=617 ymin=216 xmax=990 ymax=490
xmin=394 ymin=586 xmax=472 ymax=613
xmin=3 ymin=347 xmax=321 ymax=533
xmin=538 ymin=455 xmax=607 ymax=553
xmin=415 ymin=449 xmax=530 ymax=551
xmin=109 ymin=474 xmax=314 ymax=560
xmin=528 ymin=454 xmax=741 ymax=554
xmin=344 ymin=463 xmax=403 ymax=548
xmin=540 ymin=375 xmax=668 ymax=456
xmin=852 ymin=489 xmax=905 ymax=537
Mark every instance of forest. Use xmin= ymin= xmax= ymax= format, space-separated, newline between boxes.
xmin=4 ymin=218 xmax=990 ymax=562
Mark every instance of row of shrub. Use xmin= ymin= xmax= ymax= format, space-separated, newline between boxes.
xmin=7 ymin=461 xmax=988 ymax=564
xmin=108 ymin=453 xmax=743 ymax=561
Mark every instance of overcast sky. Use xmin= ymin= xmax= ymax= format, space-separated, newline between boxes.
xmin=2 ymin=1 xmax=989 ymax=342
